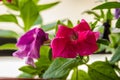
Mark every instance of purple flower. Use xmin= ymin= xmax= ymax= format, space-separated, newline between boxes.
xmin=115 ymin=8 xmax=120 ymax=19
xmin=13 ymin=28 xmax=48 ymax=67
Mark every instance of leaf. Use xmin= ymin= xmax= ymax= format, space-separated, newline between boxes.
xmin=116 ymin=18 xmax=120 ymax=28
xmin=110 ymin=46 xmax=120 ymax=64
xmin=92 ymin=2 xmax=120 ymax=10
xmin=0 ymin=30 xmax=18 ymax=38
xmin=83 ymin=10 xmax=100 ymax=20
xmin=36 ymin=46 xmax=51 ymax=77
xmin=4 ymin=3 xmax=19 ymax=11
xmin=88 ymin=61 xmax=119 ymax=80
xmin=106 ymin=9 xmax=113 ymax=20
xmin=33 ymin=15 xmax=43 ymax=26
xmin=32 ymin=0 xmax=39 ymax=4
xmin=109 ymin=34 xmax=120 ymax=48
xmin=20 ymin=0 xmax=39 ymax=31
xmin=90 ymin=21 xmax=98 ymax=30
xmin=41 ymin=19 xmax=66 ymax=31
xmin=18 ymin=72 xmax=34 ymax=78
xmin=100 ymin=9 xmax=105 ymax=19
xmin=0 ymin=14 xmax=18 ymax=24
xmin=71 ymin=69 xmax=91 ymax=80
xmin=37 ymin=1 xmax=60 ymax=11
xmin=43 ymin=58 xmax=80 ymax=79
xmin=0 ymin=43 xmax=17 ymax=50
xmin=19 ymin=66 xmax=37 ymax=75
xmin=97 ymin=39 xmax=110 ymax=46
xmin=67 ymin=20 xmax=73 ymax=28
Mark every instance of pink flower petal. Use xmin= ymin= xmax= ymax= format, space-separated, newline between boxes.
xmin=73 ymin=19 xmax=90 ymax=32
xmin=77 ymin=31 xmax=98 ymax=56
xmin=94 ymin=32 xmax=100 ymax=40
xmin=56 ymin=25 xmax=74 ymax=38
xmin=51 ymin=38 xmax=77 ymax=58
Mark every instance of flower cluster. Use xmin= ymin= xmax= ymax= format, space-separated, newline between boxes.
xmin=13 ymin=19 xmax=99 ymax=67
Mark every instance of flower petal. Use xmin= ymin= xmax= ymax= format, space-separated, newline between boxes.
xmin=51 ymin=38 xmax=77 ymax=58
xmin=56 ymin=25 xmax=74 ymax=38
xmin=16 ymin=28 xmax=36 ymax=48
xmin=13 ymin=50 xmax=25 ymax=59
xmin=73 ymin=19 xmax=90 ymax=32
xmin=77 ymin=31 xmax=98 ymax=56
xmin=26 ymin=57 xmax=35 ymax=67
xmin=94 ymin=32 xmax=100 ymax=40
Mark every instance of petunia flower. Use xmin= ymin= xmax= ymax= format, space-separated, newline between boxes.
xmin=115 ymin=8 xmax=120 ymax=19
xmin=13 ymin=28 xmax=48 ymax=67
xmin=51 ymin=19 xmax=99 ymax=58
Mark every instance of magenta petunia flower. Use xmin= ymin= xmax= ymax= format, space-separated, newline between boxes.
xmin=51 ymin=19 xmax=99 ymax=58
xmin=13 ymin=28 xmax=48 ymax=67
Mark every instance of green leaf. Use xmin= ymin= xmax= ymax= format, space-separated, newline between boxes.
xmin=33 ymin=0 xmax=39 ymax=4
xmin=37 ymin=1 xmax=60 ymax=11
xmin=106 ymin=9 xmax=113 ymax=20
xmin=33 ymin=15 xmax=43 ymax=26
xmin=18 ymin=0 xmax=28 ymax=9
xmin=83 ymin=10 xmax=100 ymax=20
xmin=41 ymin=19 xmax=66 ymax=31
xmin=0 ymin=30 xmax=18 ymax=38
xmin=97 ymin=39 xmax=110 ymax=45
xmin=67 ymin=20 xmax=73 ymax=28
xmin=110 ymin=46 xmax=120 ymax=64
xmin=3 ymin=0 xmax=19 ymax=10
xmin=18 ymin=72 xmax=34 ymax=78
xmin=19 ymin=66 xmax=37 ymax=75
xmin=35 ymin=46 xmax=51 ymax=77
xmin=116 ymin=18 xmax=120 ymax=28
xmin=88 ymin=61 xmax=119 ymax=80
xmin=4 ymin=3 xmax=19 ymax=11
xmin=0 ymin=14 xmax=18 ymax=24
xmin=90 ymin=21 xmax=98 ymax=30
xmin=43 ymin=58 xmax=80 ymax=79
xmin=20 ymin=0 xmax=39 ymax=31
xmin=0 ymin=43 xmax=17 ymax=50
xmin=109 ymin=34 xmax=120 ymax=48
xmin=100 ymin=9 xmax=105 ymax=19
xmin=71 ymin=69 xmax=91 ymax=80
xmin=92 ymin=2 xmax=120 ymax=10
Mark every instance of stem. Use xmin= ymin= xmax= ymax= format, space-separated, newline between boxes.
xmin=76 ymin=66 xmax=78 ymax=80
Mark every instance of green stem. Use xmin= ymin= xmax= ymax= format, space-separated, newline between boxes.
xmin=76 ymin=66 xmax=78 ymax=80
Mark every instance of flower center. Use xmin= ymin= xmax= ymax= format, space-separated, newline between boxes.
xmin=70 ymin=32 xmax=78 ymax=41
